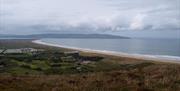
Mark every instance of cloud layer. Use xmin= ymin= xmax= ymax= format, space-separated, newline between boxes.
xmin=0 ymin=0 xmax=180 ymax=37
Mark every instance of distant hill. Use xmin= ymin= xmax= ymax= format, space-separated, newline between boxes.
xmin=0 ymin=34 xmax=130 ymax=39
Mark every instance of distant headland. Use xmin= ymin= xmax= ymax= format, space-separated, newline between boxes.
xmin=0 ymin=34 xmax=130 ymax=39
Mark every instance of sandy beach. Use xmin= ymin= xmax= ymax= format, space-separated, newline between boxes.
xmin=32 ymin=40 xmax=180 ymax=64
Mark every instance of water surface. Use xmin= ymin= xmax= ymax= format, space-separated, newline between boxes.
xmin=41 ymin=38 xmax=180 ymax=57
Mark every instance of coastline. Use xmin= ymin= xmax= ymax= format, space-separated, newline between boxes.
xmin=32 ymin=39 xmax=180 ymax=64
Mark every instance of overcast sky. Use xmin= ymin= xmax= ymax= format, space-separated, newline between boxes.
xmin=0 ymin=0 xmax=180 ymax=38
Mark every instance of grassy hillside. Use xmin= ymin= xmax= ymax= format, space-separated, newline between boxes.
xmin=0 ymin=39 xmax=180 ymax=91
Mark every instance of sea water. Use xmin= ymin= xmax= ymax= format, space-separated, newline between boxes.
xmin=41 ymin=38 xmax=180 ymax=57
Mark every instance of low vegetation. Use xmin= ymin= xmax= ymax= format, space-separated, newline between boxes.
xmin=0 ymin=39 xmax=180 ymax=91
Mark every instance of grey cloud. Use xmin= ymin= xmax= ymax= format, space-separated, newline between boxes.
xmin=0 ymin=0 xmax=179 ymax=38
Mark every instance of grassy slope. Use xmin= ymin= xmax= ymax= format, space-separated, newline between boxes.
xmin=0 ymin=39 xmax=180 ymax=91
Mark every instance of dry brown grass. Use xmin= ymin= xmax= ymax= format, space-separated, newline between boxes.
xmin=0 ymin=63 xmax=180 ymax=91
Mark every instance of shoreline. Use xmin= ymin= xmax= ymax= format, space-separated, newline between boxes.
xmin=32 ymin=39 xmax=180 ymax=64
